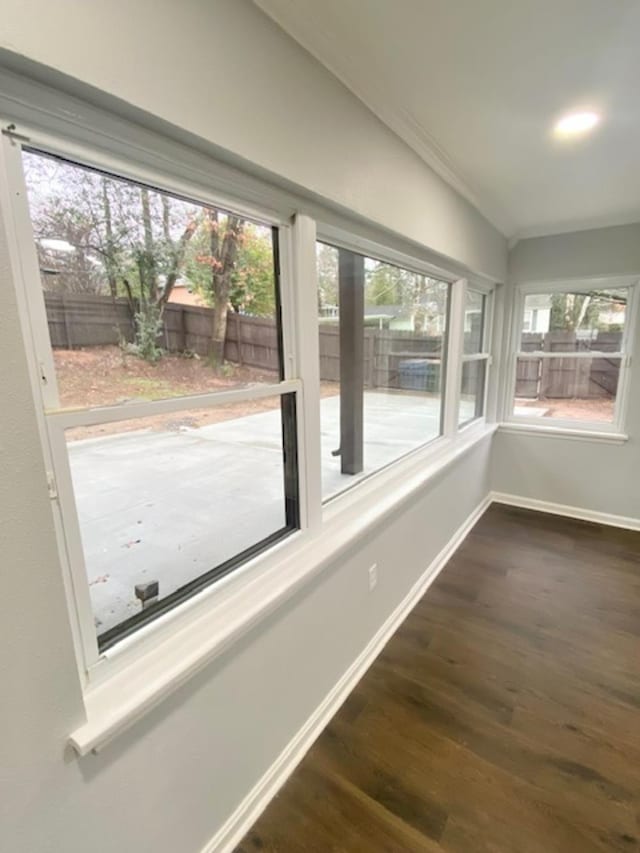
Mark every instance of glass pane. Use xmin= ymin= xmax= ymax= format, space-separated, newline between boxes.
xmin=65 ymin=394 xmax=293 ymax=643
xmin=514 ymin=356 xmax=621 ymax=423
xmin=317 ymin=243 xmax=449 ymax=500
xmin=464 ymin=290 xmax=486 ymax=354
xmin=521 ymin=289 xmax=628 ymax=352
xmin=22 ymin=149 xmax=281 ymax=410
xmin=459 ymin=359 xmax=487 ymax=425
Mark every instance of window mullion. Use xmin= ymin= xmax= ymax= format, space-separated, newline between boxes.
xmin=612 ymin=285 xmax=639 ymax=430
xmin=46 ymin=379 xmax=300 ymax=429
xmin=462 ymin=353 xmax=490 ymax=362
xmin=291 ymin=214 xmax=322 ymax=531
xmin=497 ymin=283 xmax=520 ymax=422
xmin=515 ymin=350 xmax=625 ymax=359
xmin=443 ymin=278 xmax=467 ymax=437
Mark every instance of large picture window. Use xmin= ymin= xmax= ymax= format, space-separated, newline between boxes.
xmin=317 ymin=241 xmax=450 ymax=500
xmin=509 ymin=284 xmax=635 ymax=430
xmin=16 ymin=148 xmax=299 ymax=650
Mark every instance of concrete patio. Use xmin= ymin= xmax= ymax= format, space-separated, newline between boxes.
xmin=69 ymin=390 xmax=473 ymax=635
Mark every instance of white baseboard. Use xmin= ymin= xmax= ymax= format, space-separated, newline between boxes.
xmin=490 ymin=491 xmax=640 ymax=531
xmin=203 ymin=490 xmax=638 ymax=852
xmin=203 ymin=493 xmax=493 ymax=853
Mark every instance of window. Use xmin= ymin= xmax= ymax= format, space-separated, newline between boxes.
xmin=510 ymin=284 xmax=635 ymax=430
xmin=16 ymin=147 xmax=299 ymax=651
xmin=459 ymin=288 xmax=490 ymax=427
xmin=2 ymin=116 xmax=495 ymax=688
xmin=317 ymin=241 xmax=450 ymax=500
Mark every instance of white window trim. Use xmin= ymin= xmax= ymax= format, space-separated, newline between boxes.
xmin=313 ymin=229 xmax=496 ymax=507
xmin=459 ymin=288 xmax=493 ymax=430
xmin=317 ymin=223 xmax=458 ymax=286
xmin=70 ymin=421 xmax=496 ymax=755
xmin=498 ymin=422 xmax=629 ymax=444
xmin=0 ymin=103 xmax=498 ymax=755
xmin=1 ymin=126 xmax=304 ymax=680
xmin=504 ymin=277 xmax=639 ymax=436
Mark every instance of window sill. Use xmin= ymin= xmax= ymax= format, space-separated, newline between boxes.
xmin=499 ymin=422 xmax=628 ymax=445
xmin=68 ymin=422 xmax=496 ymax=757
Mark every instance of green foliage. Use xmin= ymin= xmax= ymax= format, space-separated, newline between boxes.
xmin=549 ymin=292 xmax=597 ymax=331
xmin=230 ymin=224 xmax=276 ymax=315
xmin=182 ymin=226 xmax=210 ymax=292
xmin=549 ymin=291 xmax=625 ymax=332
xmin=316 ymin=243 xmax=338 ymax=310
xmin=365 ymin=262 xmax=448 ymax=333
xmin=129 ymin=304 xmax=164 ymax=363
xmin=23 ymin=150 xmax=274 ymax=366
xmin=184 ymin=218 xmax=276 ymax=316
xmin=366 ymin=262 xmax=413 ymax=306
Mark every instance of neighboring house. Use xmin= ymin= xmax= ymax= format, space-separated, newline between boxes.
xmin=463 ymin=305 xmax=484 ymax=334
xmin=523 ymin=294 xmax=552 ymax=333
xmin=319 ymin=304 xmax=339 ymax=320
xmin=364 ymin=305 xmax=415 ymax=331
xmin=320 ymin=304 xmax=444 ymax=333
xmin=168 ymin=280 xmax=207 ymax=307
xmin=522 ymin=294 xmax=627 ymax=335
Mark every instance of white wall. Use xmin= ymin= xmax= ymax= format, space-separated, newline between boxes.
xmin=509 ymin=223 xmax=640 ymax=283
xmin=492 ymin=224 xmax=640 ymax=521
xmin=0 ymin=2 xmax=501 ymax=851
xmin=0 ymin=216 xmax=493 ymax=850
xmin=0 ymin=0 xmax=506 ymax=282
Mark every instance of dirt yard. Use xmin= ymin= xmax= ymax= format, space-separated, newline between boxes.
xmin=516 ymin=397 xmax=615 ymax=422
xmin=54 ymin=346 xmax=338 ymax=440
xmin=53 ymin=347 xmax=615 ymax=438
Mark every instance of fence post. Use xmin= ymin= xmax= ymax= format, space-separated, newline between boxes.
xmin=364 ymin=330 xmax=375 ymax=388
xmin=62 ymin=293 xmax=73 ymax=350
xmin=235 ymin=312 xmax=243 ymax=365
xmin=375 ymin=330 xmax=392 ymax=389
xmin=179 ymin=305 xmax=186 ymax=353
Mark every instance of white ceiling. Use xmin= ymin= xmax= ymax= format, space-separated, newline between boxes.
xmin=255 ymin=0 xmax=640 ymax=239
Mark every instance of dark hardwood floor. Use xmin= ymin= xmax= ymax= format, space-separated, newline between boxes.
xmin=236 ymin=504 xmax=640 ymax=852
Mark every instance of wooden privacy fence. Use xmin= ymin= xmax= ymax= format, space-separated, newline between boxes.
xmin=319 ymin=326 xmax=444 ymax=390
xmin=43 ymin=294 xmax=280 ymax=371
xmin=44 ymin=294 xmax=444 ymax=389
xmin=162 ymin=305 xmax=280 ymax=370
xmin=45 ymin=293 xmax=134 ymax=348
xmin=45 ymin=295 xmax=622 ymax=400
xmin=516 ymin=331 xmax=622 ymax=400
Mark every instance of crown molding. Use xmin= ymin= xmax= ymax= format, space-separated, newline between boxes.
xmin=255 ymin=0 xmax=511 ymax=237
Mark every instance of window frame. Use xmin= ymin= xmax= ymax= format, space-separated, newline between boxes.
xmin=505 ymin=278 xmax=639 ymax=435
xmin=1 ymin=126 xmax=305 ymax=677
xmin=0 ymin=103 xmax=497 ymax=749
xmin=458 ymin=287 xmax=493 ymax=429
xmin=315 ymin=235 xmax=458 ymax=504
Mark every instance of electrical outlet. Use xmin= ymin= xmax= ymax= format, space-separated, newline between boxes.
xmin=368 ymin=563 xmax=378 ymax=592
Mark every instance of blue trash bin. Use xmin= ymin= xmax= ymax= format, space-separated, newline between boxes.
xmin=398 ymin=358 xmax=440 ymax=391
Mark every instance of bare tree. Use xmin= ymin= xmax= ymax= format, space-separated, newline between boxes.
xmin=128 ymin=188 xmax=197 ymax=360
xmin=197 ymin=210 xmax=245 ymax=366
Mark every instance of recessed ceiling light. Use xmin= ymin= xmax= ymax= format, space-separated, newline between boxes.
xmin=554 ymin=111 xmax=600 ymax=138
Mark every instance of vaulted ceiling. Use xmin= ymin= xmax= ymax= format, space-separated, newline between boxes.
xmin=255 ymin=0 xmax=640 ymax=239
